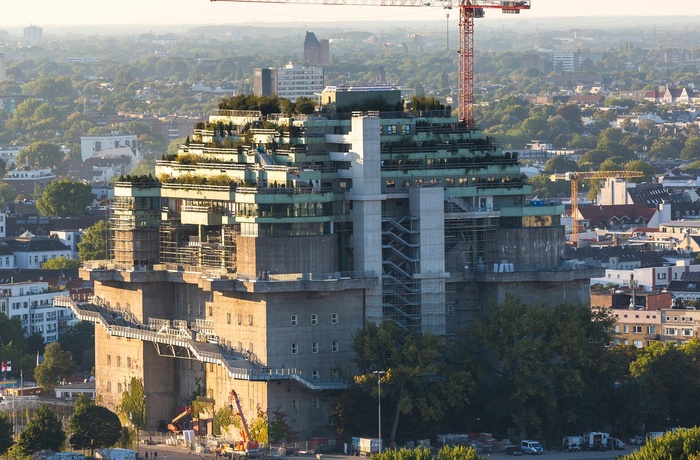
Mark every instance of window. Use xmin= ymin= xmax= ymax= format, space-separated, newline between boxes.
xmin=209 ymin=306 xmax=213 ymax=317
xmin=614 ymin=325 xmax=620 ymax=333
xmin=666 ymin=327 xmax=677 ymax=336
xmin=248 ymin=314 xmax=254 ymax=326
xmin=633 ymin=340 xmax=643 ymax=348
xmin=107 ymin=355 xmax=111 ymax=365
xmin=674 ymin=316 xmax=679 ymax=322
xmin=127 ymin=357 xmax=132 ymax=368
xmin=312 ymin=342 xmax=318 ymax=353
xmin=312 ymin=398 xmax=320 ymax=409
xmin=227 ymin=312 xmax=231 ymax=324
xmin=291 ymin=399 xmax=298 ymax=411
xmin=107 ymin=381 xmax=112 ymax=392
xmin=332 ymin=341 xmax=339 ymax=353
xmin=117 ymin=382 xmax=122 ymax=393
xmin=647 ymin=326 xmax=657 ymax=334
xmin=632 ymin=326 xmax=642 ymax=334
xmin=291 ymin=343 xmax=298 ymax=354
xmin=238 ymin=341 xmax=242 ymax=351
xmin=623 ymin=325 xmax=629 ymax=333
xmin=657 ymin=272 xmax=667 ymax=280
xmin=312 ymin=370 xmax=319 ymax=380
xmin=682 ymin=328 xmax=693 ymax=337
xmin=331 ymin=369 xmax=339 ymax=380
xmin=330 ymin=313 xmax=338 ymax=325
xmin=237 ymin=313 xmax=242 ymax=325
xmin=117 ymin=356 xmax=121 ymax=367
xmin=447 ymin=305 xmax=454 ymax=317
xmin=311 ymin=314 xmax=318 ymax=326
xmin=291 ymin=315 xmax=298 ymax=326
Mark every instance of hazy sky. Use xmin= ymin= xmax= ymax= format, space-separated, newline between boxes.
xmin=2 ymin=0 xmax=698 ymax=27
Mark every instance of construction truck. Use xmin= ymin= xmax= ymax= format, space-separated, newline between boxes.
xmin=351 ymin=438 xmax=381 ymax=457
xmin=225 ymin=390 xmax=260 ymax=459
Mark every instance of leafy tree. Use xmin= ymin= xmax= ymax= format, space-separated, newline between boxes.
xmin=467 ymin=296 xmax=614 ymax=439
xmin=117 ymin=377 xmax=146 ymax=430
xmin=69 ymin=403 xmax=122 ymax=455
xmin=681 ymin=137 xmax=700 ymax=161
xmin=620 ymin=427 xmax=700 ymax=460
xmin=626 ymin=160 xmax=655 ymax=183
xmin=78 ymin=220 xmax=108 ymax=262
xmin=34 ymin=342 xmax=77 ymax=392
xmin=15 ymin=404 xmax=66 ymax=456
xmin=0 ymin=183 xmax=18 ymax=210
xmin=42 ymin=256 xmax=81 ymax=270
xmin=351 ymin=321 xmax=472 ymax=443
xmin=0 ymin=412 xmax=13 ymax=456
xmin=37 ymin=178 xmax=92 ymax=217
xmin=58 ymin=322 xmax=95 ymax=370
xmin=543 ymin=156 xmax=578 ymax=175
xmin=16 ymin=142 xmax=64 ymax=169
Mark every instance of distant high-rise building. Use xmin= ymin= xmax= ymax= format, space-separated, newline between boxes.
xmin=552 ymin=52 xmax=582 ymax=73
xmin=304 ymin=31 xmax=330 ymax=66
xmin=0 ymin=53 xmax=6 ymax=81
xmin=520 ymin=53 xmax=551 ymax=74
xmin=376 ymin=65 xmax=386 ymax=84
xmin=23 ymin=26 xmax=43 ymax=45
xmin=253 ymin=64 xmax=324 ymax=102
xmin=319 ymin=39 xmax=330 ymax=66
xmin=253 ymin=68 xmax=276 ymax=97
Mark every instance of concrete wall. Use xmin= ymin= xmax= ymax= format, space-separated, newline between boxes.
xmin=489 ymin=227 xmax=565 ymax=271
xmin=479 ymin=278 xmax=592 ymax=309
xmin=236 ymin=235 xmax=339 ymax=276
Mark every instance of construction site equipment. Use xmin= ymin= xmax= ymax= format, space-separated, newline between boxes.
xmin=210 ymin=0 xmax=530 ymax=128
xmin=226 ymin=390 xmax=260 ymax=459
xmin=167 ymin=406 xmax=193 ymax=433
xmin=549 ymin=171 xmax=644 ymax=247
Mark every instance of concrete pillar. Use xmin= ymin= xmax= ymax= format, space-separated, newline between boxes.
xmin=347 ymin=115 xmax=384 ymax=323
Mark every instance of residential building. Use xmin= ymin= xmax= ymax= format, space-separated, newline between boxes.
xmin=23 ymin=26 xmax=43 ymax=45
xmin=3 ymin=168 xmax=56 ymax=196
xmin=552 ymin=52 xmax=582 ymax=73
xmin=62 ymin=87 xmax=598 ymax=439
xmin=0 ymin=281 xmax=74 ymax=343
xmin=80 ymin=134 xmax=138 ymax=162
xmin=0 ymin=145 xmax=27 ymax=166
xmin=2 ymin=231 xmax=72 ymax=269
xmin=49 ymin=230 xmax=83 ymax=260
xmin=304 ymin=31 xmax=330 ymax=66
xmin=253 ymin=64 xmax=324 ymax=102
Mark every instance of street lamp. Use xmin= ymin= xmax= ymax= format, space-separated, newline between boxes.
xmin=373 ymin=370 xmax=386 ymax=454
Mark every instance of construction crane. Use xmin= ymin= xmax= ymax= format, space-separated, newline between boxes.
xmin=225 ymin=390 xmax=260 ymax=459
xmin=210 ymin=0 xmax=531 ymax=128
xmin=550 ymin=171 xmax=644 ymax=247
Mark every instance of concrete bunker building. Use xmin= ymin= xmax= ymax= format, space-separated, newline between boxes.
xmin=61 ymin=86 xmax=598 ymax=439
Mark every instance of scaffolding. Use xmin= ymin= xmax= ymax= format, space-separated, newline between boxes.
xmin=159 ymin=210 xmax=239 ymax=271
xmin=444 ymin=196 xmax=497 ymax=317
xmin=110 ymin=196 xmax=161 ymax=266
xmin=381 ymin=215 xmax=421 ymax=330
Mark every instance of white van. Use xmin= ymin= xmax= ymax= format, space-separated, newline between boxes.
xmin=520 ymin=440 xmax=543 ymax=455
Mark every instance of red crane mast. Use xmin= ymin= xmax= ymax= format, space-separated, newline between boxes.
xmin=210 ymin=0 xmax=530 ymax=128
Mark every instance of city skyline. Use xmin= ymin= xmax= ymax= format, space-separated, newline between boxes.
xmin=2 ymin=0 xmax=698 ymax=27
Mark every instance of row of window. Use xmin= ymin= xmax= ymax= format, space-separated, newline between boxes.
xmin=290 ymin=313 xmax=338 ymax=326
xmin=106 ymin=355 xmax=132 ymax=368
xmin=291 ymin=398 xmax=321 ymax=410
xmin=616 ymin=324 xmax=696 ymax=337
xmin=291 ymin=341 xmax=340 ymax=354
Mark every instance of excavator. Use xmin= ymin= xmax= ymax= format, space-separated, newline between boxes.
xmin=167 ymin=406 xmax=193 ymax=433
xmin=222 ymin=390 xmax=260 ymax=459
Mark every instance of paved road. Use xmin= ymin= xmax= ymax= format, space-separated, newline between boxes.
xmin=135 ymin=445 xmax=638 ymax=460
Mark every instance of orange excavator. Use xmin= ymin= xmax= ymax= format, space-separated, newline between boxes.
xmin=167 ymin=406 xmax=193 ymax=432
xmin=223 ymin=390 xmax=260 ymax=459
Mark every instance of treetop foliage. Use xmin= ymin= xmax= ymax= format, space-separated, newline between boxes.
xmin=37 ymin=178 xmax=92 ymax=217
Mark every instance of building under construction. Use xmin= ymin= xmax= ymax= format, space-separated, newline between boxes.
xmin=62 ymin=86 xmax=599 ymax=439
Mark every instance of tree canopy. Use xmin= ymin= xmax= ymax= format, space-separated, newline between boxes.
xmin=69 ymin=402 xmax=122 ymax=455
xmin=15 ymin=404 xmax=66 ymax=456
xmin=78 ymin=220 xmax=108 ymax=262
xmin=42 ymin=256 xmax=81 ymax=270
xmin=620 ymin=427 xmax=700 ymax=460
xmin=16 ymin=142 xmax=65 ymax=170
xmin=34 ymin=342 xmax=77 ymax=392
xmin=0 ymin=412 xmax=14 ymax=456
xmin=37 ymin=178 xmax=92 ymax=217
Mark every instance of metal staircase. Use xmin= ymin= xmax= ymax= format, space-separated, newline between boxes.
xmin=54 ymin=296 xmax=347 ymax=391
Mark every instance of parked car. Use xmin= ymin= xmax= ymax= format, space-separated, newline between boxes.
xmin=520 ymin=440 xmax=543 ymax=455
xmin=505 ymin=445 xmax=523 ymax=456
